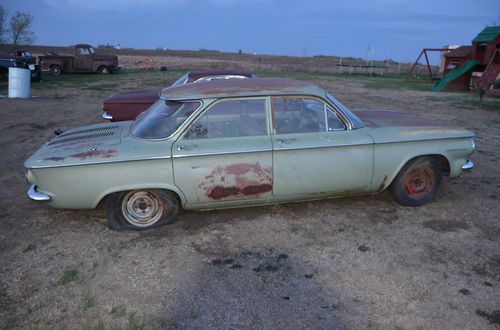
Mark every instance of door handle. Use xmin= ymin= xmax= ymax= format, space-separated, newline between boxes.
xmin=277 ymin=138 xmax=296 ymax=144
xmin=176 ymin=144 xmax=197 ymax=151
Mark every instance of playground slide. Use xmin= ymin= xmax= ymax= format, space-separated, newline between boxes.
xmin=432 ymin=60 xmax=480 ymax=92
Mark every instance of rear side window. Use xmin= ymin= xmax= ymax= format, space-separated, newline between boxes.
xmin=183 ymin=98 xmax=267 ymax=139
xmin=272 ymin=97 xmax=346 ymax=134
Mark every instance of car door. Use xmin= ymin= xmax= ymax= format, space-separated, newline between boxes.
xmin=75 ymin=46 xmax=92 ymax=71
xmin=271 ymin=96 xmax=374 ymax=196
xmin=172 ymin=97 xmax=273 ymax=205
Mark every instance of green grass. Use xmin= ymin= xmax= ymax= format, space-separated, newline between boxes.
xmin=57 ymin=269 xmax=79 ymax=286
xmin=127 ymin=312 xmax=146 ymax=330
xmin=81 ymin=291 xmax=96 ymax=310
xmin=110 ymin=303 xmax=127 ymax=318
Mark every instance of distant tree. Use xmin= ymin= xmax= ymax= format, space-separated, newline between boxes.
xmin=0 ymin=6 xmax=6 ymax=44
xmin=9 ymin=11 xmax=35 ymax=45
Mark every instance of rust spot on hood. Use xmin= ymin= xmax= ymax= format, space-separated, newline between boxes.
xmin=43 ymin=156 xmax=66 ymax=161
xmin=69 ymin=149 xmax=116 ymax=160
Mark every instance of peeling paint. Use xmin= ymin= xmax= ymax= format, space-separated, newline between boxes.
xmin=43 ymin=156 xmax=66 ymax=161
xmin=200 ymin=162 xmax=273 ymax=200
xmin=69 ymin=149 xmax=116 ymax=160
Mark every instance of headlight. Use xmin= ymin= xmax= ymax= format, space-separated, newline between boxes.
xmin=25 ymin=170 xmax=35 ymax=184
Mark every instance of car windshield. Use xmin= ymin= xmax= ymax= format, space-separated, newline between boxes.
xmin=326 ymin=93 xmax=365 ymax=129
xmin=130 ymin=99 xmax=201 ymax=139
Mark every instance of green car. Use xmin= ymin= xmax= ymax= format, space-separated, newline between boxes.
xmin=25 ymin=78 xmax=475 ymax=231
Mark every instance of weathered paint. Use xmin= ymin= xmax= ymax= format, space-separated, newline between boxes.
xmin=352 ymin=109 xmax=445 ymax=128
xmin=70 ymin=149 xmax=116 ymax=160
xmin=200 ymin=163 xmax=273 ymax=200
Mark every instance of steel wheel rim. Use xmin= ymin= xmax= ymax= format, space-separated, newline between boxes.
xmin=121 ymin=190 xmax=163 ymax=227
xmin=405 ymin=167 xmax=435 ymax=199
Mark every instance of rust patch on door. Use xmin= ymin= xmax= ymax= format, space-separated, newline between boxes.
xmin=70 ymin=149 xmax=116 ymax=160
xmin=201 ymin=162 xmax=273 ymax=200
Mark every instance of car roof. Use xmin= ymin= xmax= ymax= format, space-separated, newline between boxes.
xmin=186 ymin=69 xmax=254 ymax=81
xmin=160 ymin=78 xmax=326 ymax=101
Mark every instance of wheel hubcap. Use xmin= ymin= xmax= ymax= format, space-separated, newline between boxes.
xmin=121 ymin=190 xmax=164 ymax=227
xmin=405 ymin=167 xmax=435 ymax=199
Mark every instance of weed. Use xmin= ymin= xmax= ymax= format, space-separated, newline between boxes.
xmin=110 ymin=304 xmax=127 ymax=318
xmin=289 ymin=223 xmax=302 ymax=233
xmin=57 ymin=269 xmax=78 ymax=286
xmin=3 ymin=318 xmax=17 ymax=329
xmin=127 ymin=312 xmax=146 ymax=330
xmin=81 ymin=291 xmax=96 ymax=310
xmin=22 ymin=244 xmax=35 ymax=253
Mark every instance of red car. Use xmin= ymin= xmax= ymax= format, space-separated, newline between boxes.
xmin=102 ymin=70 xmax=256 ymax=121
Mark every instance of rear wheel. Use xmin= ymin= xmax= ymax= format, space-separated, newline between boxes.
xmin=50 ymin=65 xmax=61 ymax=76
xmin=106 ymin=189 xmax=179 ymax=230
xmin=389 ymin=157 xmax=443 ymax=206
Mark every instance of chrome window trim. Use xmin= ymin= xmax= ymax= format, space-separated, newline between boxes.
xmin=326 ymin=93 xmax=365 ymax=130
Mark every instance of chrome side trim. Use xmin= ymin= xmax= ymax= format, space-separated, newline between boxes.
xmin=274 ymin=141 xmax=373 ymax=152
xmin=27 ymin=185 xmax=50 ymax=201
xmin=102 ymin=112 xmax=113 ymax=120
xmin=26 ymin=155 xmax=172 ymax=169
xmin=173 ymin=148 xmax=272 ymax=158
xmin=461 ymin=160 xmax=474 ymax=171
xmin=375 ymin=135 xmax=475 ymax=144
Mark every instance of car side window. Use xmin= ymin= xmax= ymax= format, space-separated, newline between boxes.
xmin=272 ymin=97 xmax=346 ymax=134
xmin=183 ymin=98 xmax=267 ymax=139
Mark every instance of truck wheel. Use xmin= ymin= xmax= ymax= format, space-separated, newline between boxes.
xmin=50 ymin=65 xmax=61 ymax=76
xmin=389 ymin=157 xmax=443 ymax=207
xmin=106 ymin=189 xmax=179 ymax=231
xmin=98 ymin=66 xmax=110 ymax=74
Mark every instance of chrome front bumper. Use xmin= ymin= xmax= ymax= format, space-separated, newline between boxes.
xmin=27 ymin=184 xmax=50 ymax=201
xmin=102 ymin=112 xmax=113 ymax=120
xmin=461 ymin=160 xmax=474 ymax=171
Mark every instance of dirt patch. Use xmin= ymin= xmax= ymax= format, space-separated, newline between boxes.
xmin=422 ymin=219 xmax=470 ymax=232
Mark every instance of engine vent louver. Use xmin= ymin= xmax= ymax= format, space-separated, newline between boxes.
xmin=48 ymin=125 xmax=120 ymax=146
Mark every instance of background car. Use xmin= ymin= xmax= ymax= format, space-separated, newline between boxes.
xmin=101 ymin=69 xmax=255 ymax=121
xmin=25 ymin=78 xmax=474 ymax=231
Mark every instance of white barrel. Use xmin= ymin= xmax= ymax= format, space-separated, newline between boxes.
xmin=8 ymin=67 xmax=31 ymax=98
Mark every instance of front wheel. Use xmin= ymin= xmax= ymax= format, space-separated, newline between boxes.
xmin=50 ymin=65 xmax=61 ymax=76
xmin=389 ymin=157 xmax=443 ymax=207
xmin=106 ymin=189 xmax=179 ymax=230
xmin=98 ymin=66 xmax=110 ymax=74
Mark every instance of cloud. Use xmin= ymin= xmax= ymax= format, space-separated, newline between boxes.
xmin=42 ymin=0 xmax=187 ymax=11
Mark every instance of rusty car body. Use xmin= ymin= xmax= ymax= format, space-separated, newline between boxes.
xmin=25 ymin=78 xmax=475 ymax=231
xmin=102 ymin=70 xmax=255 ymax=121
xmin=39 ymin=44 xmax=119 ymax=75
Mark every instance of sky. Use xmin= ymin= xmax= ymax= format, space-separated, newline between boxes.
xmin=2 ymin=0 xmax=499 ymax=63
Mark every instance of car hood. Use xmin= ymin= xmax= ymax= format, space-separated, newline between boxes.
xmin=352 ymin=109 xmax=475 ymax=141
xmin=104 ymin=89 xmax=159 ymax=104
xmin=24 ymin=121 xmax=173 ymax=169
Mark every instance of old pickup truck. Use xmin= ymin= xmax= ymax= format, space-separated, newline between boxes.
xmin=39 ymin=44 xmax=120 ymax=75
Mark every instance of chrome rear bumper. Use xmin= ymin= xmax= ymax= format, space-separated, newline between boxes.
xmin=27 ymin=184 xmax=50 ymax=201
xmin=102 ymin=112 xmax=113 ymax=120
xmin=461 ymin=160 xmax=474 ymax=171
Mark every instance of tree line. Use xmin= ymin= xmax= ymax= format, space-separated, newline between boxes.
xmin=0 ymin=6 xmax=35 ymax=45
